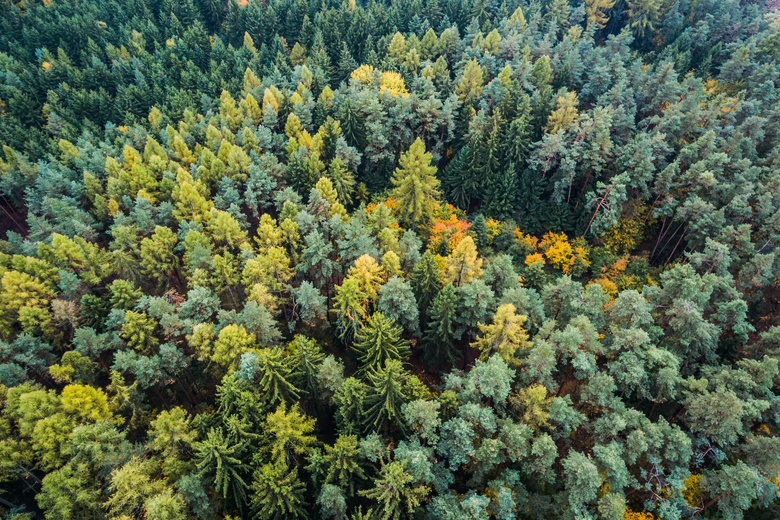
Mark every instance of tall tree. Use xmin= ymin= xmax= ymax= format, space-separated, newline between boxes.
xmin=363 ymin=359 xmax=410 ymax=434
xmin=410 ymin=251 xmax=443 ymax=322
xmin=390 ymin=139 xmax=442 ymax=231
xmin=352 ymin=313 xmax=411 ymax=377
xmin=423 ymin=285 xmax=462 ymax=370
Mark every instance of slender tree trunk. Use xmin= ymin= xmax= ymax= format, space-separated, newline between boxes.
xmin=573 ymin=168 xmax=593 ymax=210
xmin=0 ymin=496 xmax=19 ymax=509
xmin=655 ymin=220 xmax=687 ymax=261
xmin=651 ymin=216 xmax=671 ymax=259
xmin=153 ymin=385 xmax=169 ymax=410
xmin=665 ymin=224 xmax=689 ymax=265
xmin=582 ymin=185 xmax=612 ymax=236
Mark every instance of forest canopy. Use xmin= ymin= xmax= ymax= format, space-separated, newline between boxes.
xmin=2 ymin=0 xmax=780 ymax=518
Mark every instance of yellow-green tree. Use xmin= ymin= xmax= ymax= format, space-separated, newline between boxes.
xmin=390 ymin=138 xmax=442 ymax=231
xmin=471 ymin=304 xmax=532 ymax=366
xmin=456 ymin=59 xmax=484 ymax=104
xmin=444 ymin=236 xmax=483 ymax=286
xmin=347 ymin=254 xmax=385 ymax=303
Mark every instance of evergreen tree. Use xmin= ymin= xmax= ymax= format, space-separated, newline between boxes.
xmin=359 ymin=460 xmax=429 ymax=520
xmin=423 ymin=284 xmax=462 ymax=370
xmin=363 ymin=359 xmax=410 ymax=433
xmin=251 ymin=462 xmax=309 ymax=520
xmin=338 ymin=98 xmax=367 ymax=152
xmin=195 ymin=427 xmax=251 ymax=513
xmin=352 ymin=313 xmax=411 ymax=377
xmin=307 ymin=434 xmax=367 ymax=496
xmin=410 ymin=251 xmax=443 ymax=323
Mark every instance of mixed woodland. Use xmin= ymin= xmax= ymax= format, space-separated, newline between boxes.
xmin=2 ymin=0 xmax=780 ymax=518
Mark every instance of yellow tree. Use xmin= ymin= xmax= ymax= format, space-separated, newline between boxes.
xmin=545 ymin=91 xmax=579 ymax=134
xmin=387 ymin=32 xmax=407 ymax=63
xmin=471 ymin=304 xmax=532 ymax=366
xmin=455 ymin=59 xmax=484 ymax=105
xmin=390 ymin=138 xmax=442 ymax=231
xmin=172 ymin=170 xmax=213 ymax=223
xmin=585 ymin=0 xmax=616 ymax=29
xmin=241 ymin=247 xmax=293 ymax=294
xmin=444 ymin=236 xmax=483 ymax=286
xmin=347 ymin=254 xmax=384 ymax=303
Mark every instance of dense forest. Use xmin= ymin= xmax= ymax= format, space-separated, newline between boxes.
xmin=1 ymin=0 xmax=780 ymax=518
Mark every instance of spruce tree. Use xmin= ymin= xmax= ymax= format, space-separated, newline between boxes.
xmin=483 ymin=163 xmax=520 ymax=220
xmin=250 ymin=462 xmax=309 ymax=520
xmin=351 ymin=312 xmax=411 ymax=377
xmin=441 ymin=144 xmax=474 ymax=209
xmin=423 ymin=285 xmax=462 ymax=370
xmin=195 ymin=427 xmax=250 ymax=513
xmin=363 ymin=359 xmax=409 ymax=433
xmin=410 ymin=251 xmax=443 ymax=323
xmin=338 ymin=98 xmax=367 ymax=152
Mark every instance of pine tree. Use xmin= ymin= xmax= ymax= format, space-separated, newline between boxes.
xmin=377 ymin=277 xmax=420 ymax=334
xmin=391 ymin=138 xmax=442 ymax=231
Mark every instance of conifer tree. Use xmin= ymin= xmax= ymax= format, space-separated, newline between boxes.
xmin=390 ymin=139 xmax=442 ymax=231
xmin=352 ymin=313 xmax=411 ymax=376
xmin=471 ymin=304 xmax=532 ymax=366
xmin=359 ymin=460 xmax=429 ymax=520
xmin=410 ymin=251 xmax=443 ymax=323
xmin=363 ymin=359 xmax=409 ymax=433
xmin=195 ymin=427 xmax=250 ymax=513
xmin=483 ymin=163 xmax=520 ymax=220
xmin=252 ymin=348 xmax=300 ymax=408
xmin=338 ymin=98 xmax=367 ymax=152
xmin=441 ymin=143 xmax=475 ymax=210
xmin=423 ymin=284 xmax=462 ymax=370
xmin=326 ymin=159 xmax=355 ymax=207
xmin=377 ymin=277 xmax=419 ymax=334
xmin=251 ymin=462 xmax=309 ymax=520
xmin=263 ymin=403 xmax=317 ymax=467
xmin=306 ymin=434 xmax=367 ymax=496
xmin=456 ymin=59 xmax=484 ymax=105
xmin=445 ymin=236 xmax=483 ymax=286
